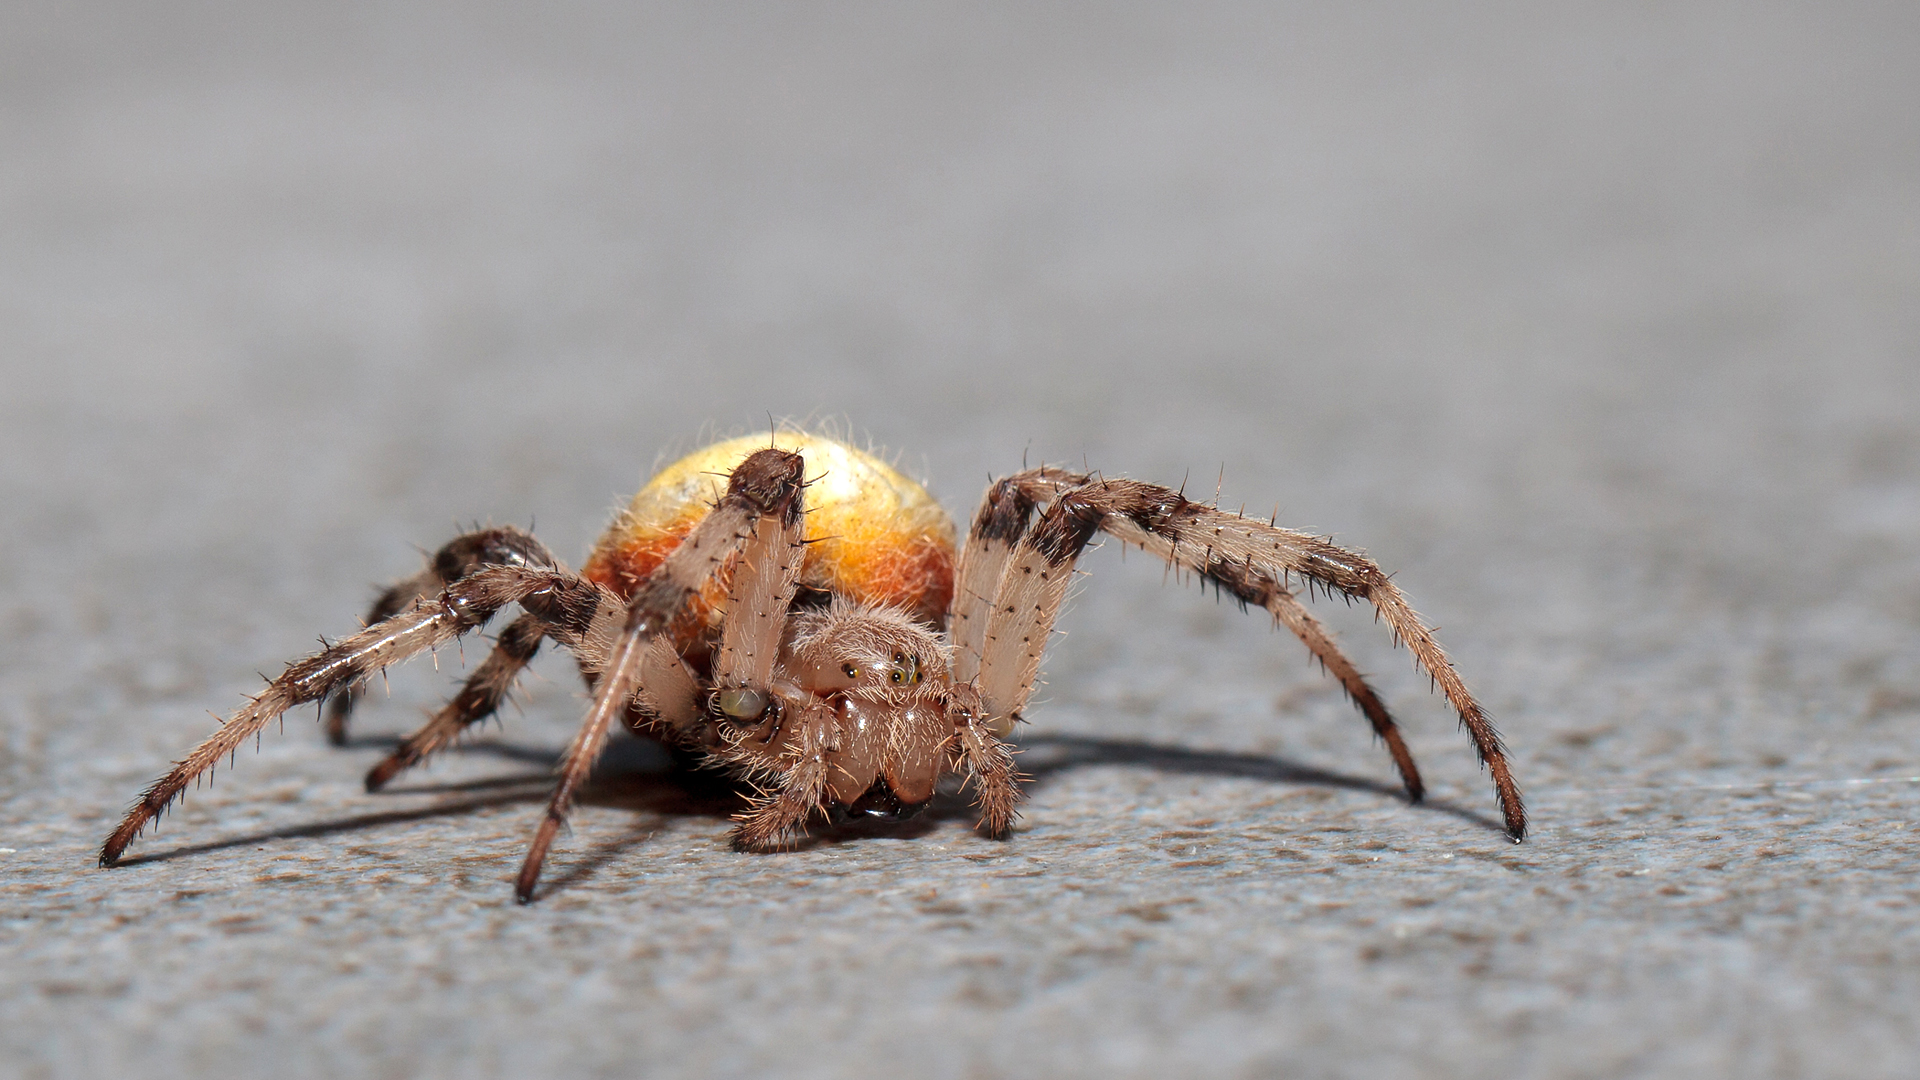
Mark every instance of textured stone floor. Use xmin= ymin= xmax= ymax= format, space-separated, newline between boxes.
xmin=3 ymin=4 xmax=1917 ymax=1078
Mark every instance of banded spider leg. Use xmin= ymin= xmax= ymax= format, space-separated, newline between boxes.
xmin=948 ymin=469 xmax=1524 ymax=841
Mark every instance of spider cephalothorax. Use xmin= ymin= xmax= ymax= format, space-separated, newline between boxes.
xmin=101 ymin=431 xmax=1525 ymax=902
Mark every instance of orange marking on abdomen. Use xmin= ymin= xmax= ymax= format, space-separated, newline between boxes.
xmin=583 ymin=433 xmax=958 ymax=630
xmin=581 ymin=516 xmax=697 ymax=598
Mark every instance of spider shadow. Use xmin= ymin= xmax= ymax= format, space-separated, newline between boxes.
xmin=105 ymin=781 xmax=551 ymax=868
xmin=107 ymin=735 xmax=736 ymax=874
xmin=351 ymin=737 xmax=951 ymax=893
xmin=1015 ymin=732 xmax=1512 ymax=837
xmin=111 ymin=731 xmax=1508 ymax=891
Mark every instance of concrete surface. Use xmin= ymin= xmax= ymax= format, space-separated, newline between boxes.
xmin=3 ymin=4 xmax=1918 ymax=1078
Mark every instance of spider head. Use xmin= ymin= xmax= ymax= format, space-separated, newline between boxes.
xmin=782 ymin=600 xmax=956 ymax=818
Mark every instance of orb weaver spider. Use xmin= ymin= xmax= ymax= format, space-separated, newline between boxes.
xmin=102 ymin=431 xmax=1524 ymax=902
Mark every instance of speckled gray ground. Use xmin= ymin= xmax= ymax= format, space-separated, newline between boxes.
xmin=4 ymin=4 xmax=1918 ymax=1079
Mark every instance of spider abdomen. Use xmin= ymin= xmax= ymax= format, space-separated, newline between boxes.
xmin=582 ymin=433 xmax=957 ymax=629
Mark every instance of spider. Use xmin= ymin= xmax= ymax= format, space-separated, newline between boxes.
xmin=101 ymin=431 xmax=1525 ymax=902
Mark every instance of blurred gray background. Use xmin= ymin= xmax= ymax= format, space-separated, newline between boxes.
xmin=3 ymin=3 xmax=1917 ymax=1078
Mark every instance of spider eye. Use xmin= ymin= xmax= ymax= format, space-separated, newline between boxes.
xmin=888 ymin=654 xmax=921 ymax=686
xmin=842 ymin=663 xmax=860 ymax=680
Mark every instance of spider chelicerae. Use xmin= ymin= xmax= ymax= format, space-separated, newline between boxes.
xmin=101 ymin=431 xmax=1525 ymax=902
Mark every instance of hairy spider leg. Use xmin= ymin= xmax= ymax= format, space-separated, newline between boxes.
xmin=363 ymin=613 xmax=547 ymax=791
xmin=514 ymin=448 xmax=807 ymax=902
xmin=708 ymin=458 xmax=815 ymax=850
xmin=947 ymin=466 xmax=1081 ymax=685
xmin=981 ymin=472 xmax=1425 ymax=801
xmin=364 ymin=560 xmax=639 ymax=794
xmin=943 ymin=681 xmax=1021 ymax=838
xmin=325 ymin=527 xmax=561 ymax=744
xmin=710 ymin=481 xmax=810 ymax=699
xmin=727 ymin=698 xmax=837 ymax=852
xmin=964 ymin=470 xmax=1522 ymax=841
xmin=960 ymin=469 xmax=1424 ymax=800
xmin=1261 ymin=590 xmax=1425 ymax=802
xmin=99 ymin=563 xmax=608 ymax=866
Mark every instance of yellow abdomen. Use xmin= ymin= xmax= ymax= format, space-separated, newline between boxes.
xmin=583 ymin=433 xmax=957 ymax=630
